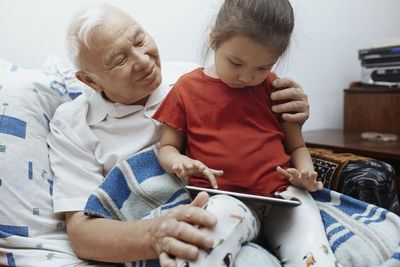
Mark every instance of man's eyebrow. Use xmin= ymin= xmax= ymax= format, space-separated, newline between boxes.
xmin=104 ymin=50 xmax=122 ymax=65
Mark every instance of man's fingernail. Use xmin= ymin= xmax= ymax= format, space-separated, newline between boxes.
xmin=189 ymin=247 xmax=198 ymax=257
xmin=209 ymin=215 xmax=217 ymax=224
xmin=205 ymin=236 xmax=214 ymax=246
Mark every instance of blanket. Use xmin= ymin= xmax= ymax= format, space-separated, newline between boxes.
xmin=84 ymin=144 xmax=400 ymax=267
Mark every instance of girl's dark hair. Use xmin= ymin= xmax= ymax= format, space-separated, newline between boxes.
xmin=211 ymin=0 xmax=294 ymax=56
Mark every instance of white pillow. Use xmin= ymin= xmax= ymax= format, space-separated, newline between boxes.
xmin=0 ymin=61 xmax=88 ymax=266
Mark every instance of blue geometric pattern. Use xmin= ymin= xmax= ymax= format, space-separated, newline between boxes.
xmin=0 ymin=224 xmax=29 ymax=238
xmin=126 ymin=149 xmax=165 ymax=183
xmin=98 ymin=167 xmax=131 ymax=210
xmin=28 ymin=161 xmax=33 ymax=180
xmin=47 ymin=179 xmax=53 ymax=196
xmin=7 ymin=253 xmax=16 ymax=267
xmin=43 ymin=113 xmax=50 ymax=123
xmin=0 ymin=115 xmax=27 ymax=139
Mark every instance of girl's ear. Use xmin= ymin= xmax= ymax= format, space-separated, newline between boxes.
xmin=75 ymin=71 xmax=103 ymax=93
xmin=209 ymin=26 xmax=216 ymax=50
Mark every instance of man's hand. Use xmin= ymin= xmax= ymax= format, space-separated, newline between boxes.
xmin=277 ymin=166 xmax=323 ymax=192
xmin=149 ymin=192 xmax=217 ymax=267
xmin=172 ymin=154 xmax=223 ymax=189
xmin=270 ymin=77 xmax=309 ymax=125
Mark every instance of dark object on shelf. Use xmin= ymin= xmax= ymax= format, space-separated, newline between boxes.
xmin=358 ymin=46 xmax=400 ymax=87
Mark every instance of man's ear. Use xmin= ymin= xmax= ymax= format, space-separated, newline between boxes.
xmin=75 ymin=71 xmax=103 ymax=93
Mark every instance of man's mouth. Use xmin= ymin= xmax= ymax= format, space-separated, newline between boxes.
xmin=141 ymin=67 xmax=155 ymax=81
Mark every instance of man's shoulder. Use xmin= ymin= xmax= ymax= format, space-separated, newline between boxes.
xmin=52 ymin=91 xmax=90 ymax=122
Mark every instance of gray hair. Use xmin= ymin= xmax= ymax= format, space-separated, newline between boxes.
xmin=66 ymin=4 xmax=109 ymax=70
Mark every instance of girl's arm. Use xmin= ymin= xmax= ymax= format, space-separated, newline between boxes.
xmin=279 ymin=122 xmax=323 ymax=191
xmin=158 ymin=125 xmax=187 ymax=174
xmin=158 ymin=125 xmax=222 ymax=189
xmin=282 ymin=122 xmax=314 ymax=172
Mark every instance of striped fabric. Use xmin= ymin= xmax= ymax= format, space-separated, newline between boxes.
xmin=85 ymin=145 xmax=400 ymax=267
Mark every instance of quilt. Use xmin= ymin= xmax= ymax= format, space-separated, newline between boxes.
xmin=84 ymin=144 xmax=400 ymax=267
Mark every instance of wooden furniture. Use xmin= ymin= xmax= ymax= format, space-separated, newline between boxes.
xmin=303 ymin=129 xmax=400 ymax=161
xmin=344 ymin=86 xmax=400 ymax=135
xmin=305 ymin=85 xmax=400 ymax=197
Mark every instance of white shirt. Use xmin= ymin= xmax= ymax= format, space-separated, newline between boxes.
xmin=48 ymin=84 xmax=166 ymax=213
xmin=48 ymin=62 xmax=199 ymax=213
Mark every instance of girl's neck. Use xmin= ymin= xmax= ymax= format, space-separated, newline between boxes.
xmin=203 ymin=65 xmax=219 ymax=79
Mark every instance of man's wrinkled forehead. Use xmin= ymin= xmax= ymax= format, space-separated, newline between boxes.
xmin=86 ymin=13 xmax=138 ymax=53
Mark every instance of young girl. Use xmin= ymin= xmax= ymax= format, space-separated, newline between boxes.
xmin=153 ymin=0 xmax=340 ymax=266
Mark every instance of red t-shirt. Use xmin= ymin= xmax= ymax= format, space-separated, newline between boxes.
xmin=153 ymin=68 xmax=289 ymax=194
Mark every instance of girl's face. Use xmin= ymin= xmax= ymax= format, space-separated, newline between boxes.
xmin=213 ymin=35 xmax=280 ymax=88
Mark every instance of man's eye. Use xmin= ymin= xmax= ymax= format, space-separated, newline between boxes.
xmin=115 ymin=57 xmax=126 ymax=66
xmin=135 ymin=39 xmax=144 ymax=47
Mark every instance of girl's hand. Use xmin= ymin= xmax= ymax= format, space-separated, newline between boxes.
xmin=276 ymin=166 xmax=323 ymax=192
xmin=270 ymin=77 xmax=309 ymax=125
xmin=172 ymin=155 xmax=223 ymax=189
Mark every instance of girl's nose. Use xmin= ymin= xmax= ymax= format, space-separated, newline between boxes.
xmin=238 ymin=71 xmax=253 ymax=84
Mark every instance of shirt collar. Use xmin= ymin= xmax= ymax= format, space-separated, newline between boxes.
xmin=86 ymin=80 xmax=170 ymax=126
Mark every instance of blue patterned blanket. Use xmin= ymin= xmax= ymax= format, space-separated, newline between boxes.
xmin=84 ymin=144 xmax=400 ymax=267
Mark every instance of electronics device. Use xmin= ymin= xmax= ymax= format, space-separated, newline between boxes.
xmin=185 ymin=185 xmax=301 ymax=206
xmin=361 ymin=65 xmax=400 ymax=87
xmin=359 ymin=46 xmax=400 ymax=67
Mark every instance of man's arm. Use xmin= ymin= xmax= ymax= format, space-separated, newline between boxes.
xmin=66 ymin=192 xmax=216 ymax=265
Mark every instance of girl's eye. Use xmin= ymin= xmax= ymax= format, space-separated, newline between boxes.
xmin=230 ymin=60 xmax=242 ymax=67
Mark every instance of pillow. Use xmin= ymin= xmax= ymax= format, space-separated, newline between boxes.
xmin=0 ymin=60 xmax=89 ymax=266
xmin=0 ymin=58 xmax=199 ymax=266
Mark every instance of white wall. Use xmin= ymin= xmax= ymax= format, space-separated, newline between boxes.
xmin=0 ymin=0 xmax=399 ymax=130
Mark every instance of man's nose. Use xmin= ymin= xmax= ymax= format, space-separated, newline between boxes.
xmin=131 ymin=50 xmax=150 ymax=72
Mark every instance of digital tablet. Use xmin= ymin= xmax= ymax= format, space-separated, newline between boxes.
xmin=185 ymin=185 xmax=301 ymax=206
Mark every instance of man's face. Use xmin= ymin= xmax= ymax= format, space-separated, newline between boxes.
xmin=79 ymin=9 xmax=162 ymax=105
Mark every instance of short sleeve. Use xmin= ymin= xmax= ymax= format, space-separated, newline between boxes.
xmin=48 ymin=105 xmax=104 ymax=213
xmin=152 ymin=82 xmax=187 ymax=132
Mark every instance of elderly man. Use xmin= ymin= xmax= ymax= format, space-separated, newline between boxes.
xmin=47 ymin=3 xmax=310 ymax=266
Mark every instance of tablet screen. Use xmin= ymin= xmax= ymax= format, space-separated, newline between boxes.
xmin=185 ymin=185 xmax=301 ymax=206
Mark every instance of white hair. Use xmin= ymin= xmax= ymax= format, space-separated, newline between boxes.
xmin=66 ymin=3 xmax=110 ymax=70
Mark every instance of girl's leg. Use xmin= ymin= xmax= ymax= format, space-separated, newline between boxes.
xmin=263 ymin=185 xmax=341 ymax=267
xmin=176 ymin=194 xmax=259 ymax=267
